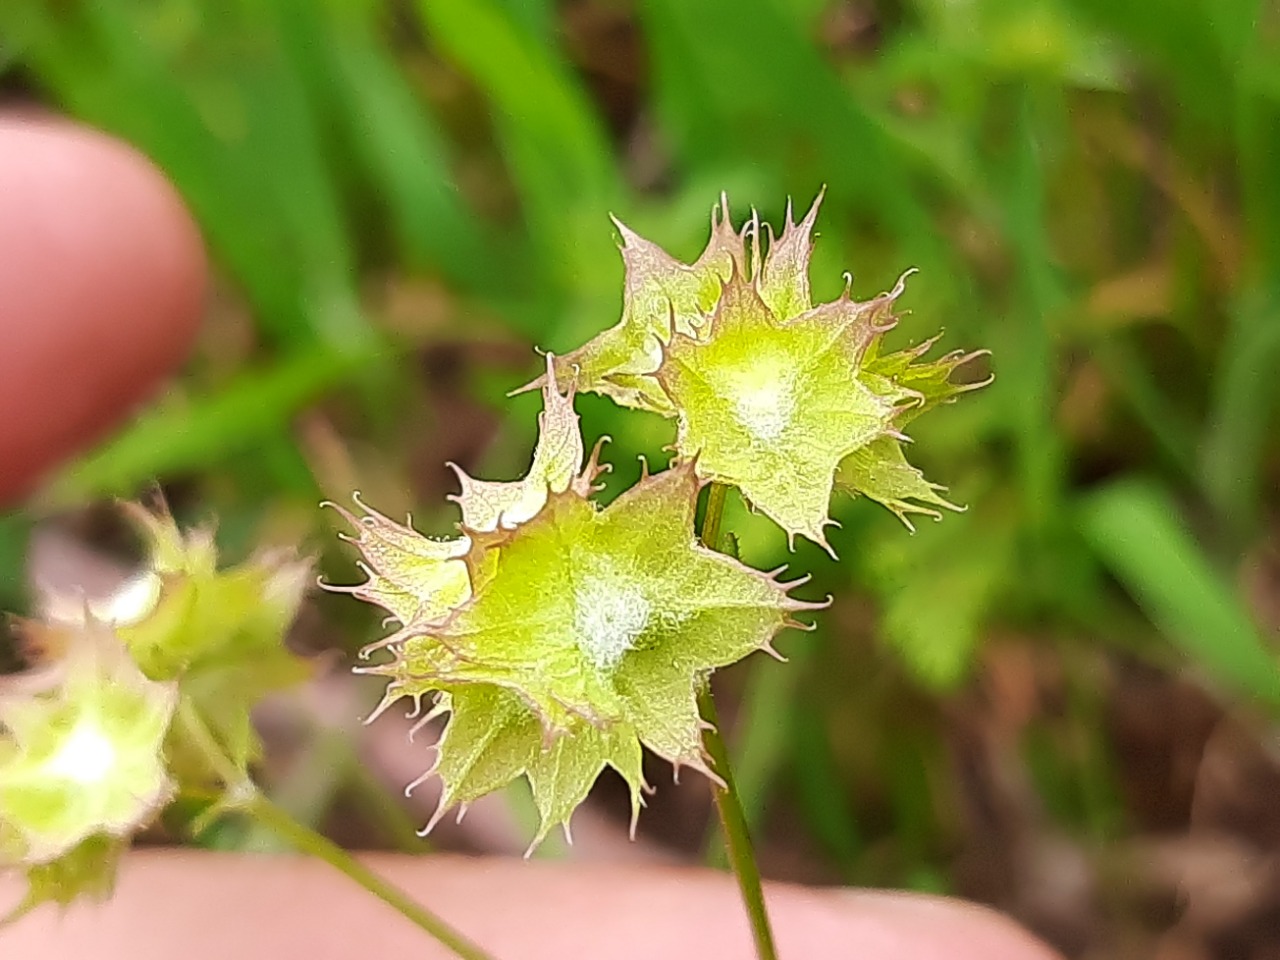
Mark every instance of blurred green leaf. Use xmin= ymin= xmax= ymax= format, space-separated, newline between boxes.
xmin=416 ymin=0 xmax=619 ymax=285
xmin=1079 ymin=479 xmax=1280 ymax=708
xmin=270 ymin=0 xmax=499 ymax=290
xmin=860 ymin=500 xmax=1014 ymax=689
xmin=47 ymin=344 xmax=382 ymax=502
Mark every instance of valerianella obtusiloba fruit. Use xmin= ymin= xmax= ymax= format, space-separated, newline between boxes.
xmin=329 ymin=195 xmax=987 ymax=851
xmin=97 ymin=504 xmax=311 ymax=775
xmin=0 ymin=625 xmax=177 ymax=917
xmin=2 ymin=503 xmax=313 ymax=916
xmin=524 ymin=192 xmax=990 ymax=549
xmin=328 ymin=360 xmax=819 ymax=849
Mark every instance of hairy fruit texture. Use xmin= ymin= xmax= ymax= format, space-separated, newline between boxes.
xmin=0 ymin=628 xmax=176 ymax=869
xmin=426 ymin=686 xmax=644 ymax=852
xmin=838 ymin=332 xmax=991 ymax=528
xmin=520 ymin=199 xmax=745 ymax=416
xmin=36 ymin=504 xmax=312 ymax=779
xmin=325 ymin=355 xmax=589 ymax=656
xmin=529 ymin=192 xmax=989 ymax=546
xmin=3 ymin=834 xmax=125 ymax=923
xmin=452 ymin=353 xmax=590 ymax=532
xmin=377 ymin=462 xmax=814 ymax=745
xmin=110 ymin=506 xmax=311 ymax=775
xmin=2 ymin=506 xmax=313 ymax=917
xmin=331 ymin=368 xmax=817 ymax=846
xmin=365 ymin=465 xmax=816 ymax=845
xmin=659 ymin=272 xmax=901 ymax=551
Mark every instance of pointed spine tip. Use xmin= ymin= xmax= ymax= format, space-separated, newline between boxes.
xmin=419 ymin=794 xmax=450 ymax=836
xmin=802 ymin=186 xmax=826 ymax=227
xmin=760 ymin=641 xmax=788 ymax=663
xmin=404 ymin=767 xmax=435 ymax=798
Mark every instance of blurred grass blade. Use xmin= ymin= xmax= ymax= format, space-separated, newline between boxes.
xmin=640 ymin=0 xmax=938 ymax=259
xmin=1079 ymin=479 xmax=1280 ymax=708
xmin=416 ymin=0 xmax=619 ymax=282
xmin=46 ymin=344 xmax=382 ymax=503
xmin=271 ymin=0 xmax=499 ymax=290
xmin=791 ymin=701 xmax=862 ymax=881
xmin=491 ymin=0 xmax=555 ymax=45
xmin=1069 ymin=0 xmax=1242 ymax=127
xmin=996 ymin=91 xmax=1068 ymax=533
xmin=1091 ymin=335 xmax=1198 ymax=479
xmin=1201 ymin=289 xmax=1280 ymax=536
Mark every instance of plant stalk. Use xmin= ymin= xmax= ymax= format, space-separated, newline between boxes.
xmin=243 ymin=793 xmax=493 ymax=960
xmin=698 ymin=483 xmax=780 ymax=960
xmin=175 ymin=699 xmax=495 ymax=960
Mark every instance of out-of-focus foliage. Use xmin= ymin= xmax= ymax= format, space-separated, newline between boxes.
xmin=2 ymin=0 xmax=1279 ymax=954
xmin=0 ymin=504 xmax=311 ymax=916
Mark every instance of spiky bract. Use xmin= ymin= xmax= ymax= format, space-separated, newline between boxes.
xmin=331 ymin=364 xmax=815 ymax=847
xmin=526 ymin=193 xmax=988 ymax=545
xmin=0 ymin=628 xmax=175 ymax=867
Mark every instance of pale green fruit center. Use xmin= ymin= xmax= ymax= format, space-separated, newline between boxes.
xmin=46 ymin=721 xmax=117 ymax=785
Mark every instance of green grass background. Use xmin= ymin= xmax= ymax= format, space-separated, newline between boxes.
xmin=2 ymin=0 xmax=1279 ymax=948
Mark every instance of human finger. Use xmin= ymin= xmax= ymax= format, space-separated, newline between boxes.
xmin=0 ymin=850 xmax=1060 ymax=959
xmin=0 ymin=114 xmax=206 ymax=505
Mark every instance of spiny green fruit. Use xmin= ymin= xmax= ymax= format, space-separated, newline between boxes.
xmin=331 ymin=361 xmax=818 ymax=847
xmin=2 ymin=507 xmax=311 ymax=915
xmin=658 ymin=270 xmax=902 ymax=550
xmin=423 ymin=686 xmax=645 ymax=853
xmin=324 ymin=355 xmax=590 ymax=662
xmin=117 ymin=505 xmax=310 ymax=774
xmin=38 ymin=504 xmax=312 ymax=777
xmin=377 ymin=461 xmax=814 ymax=746
xmin=525 ymin=192 xmax=989 ymax=547
xmin=113 ymin=503 xmax=311 ymax=679
xmin=376 ymin=462 xmax=816 ymax=847
xmin=836 ymin=325 xmax=990 ymax=528
xmin=0 ymin=626 xmax=176 ymax=868
xmin=529 ymin=198 xmax=746 ymax=417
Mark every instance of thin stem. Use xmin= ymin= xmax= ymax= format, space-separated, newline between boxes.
xmin=701 ymin=481 xmax=729 ymax=554
xmin=697 ymin=483 xmax=779 ymax=960
xmin=175 ymin=699 xmax=495 ymax=960
xmin=244 ymin=794 xmax=493 ymax=960
xmin=175 ymin=698 xmax=248 ymax=788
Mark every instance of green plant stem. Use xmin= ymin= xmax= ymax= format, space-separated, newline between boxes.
xmin=700 ymin=481 xmax=729 ymax=553
xmin=175 ymin=699 xmax=495 ymax=960
xmin=243 ymin=793 xmax=493 ymax=960
xmin=698 ymin=482 xmax=780 ymax=960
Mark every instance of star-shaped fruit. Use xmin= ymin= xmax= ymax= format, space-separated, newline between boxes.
xmin=658 ymin=270 xmax=904 ymax=550
xmin=0 ymin=628 xmax=176 ymax=866
xmin=66 ymin=504 xmax=313 ymax=776
xmin=525 ymin=193 xmax=988 ymax=547
xmin=325 ymin=355 xmax=590 ymax=665
xmin=358 ymin=463 xmax=817 ymax=845
xmin=330 ymin=361 xmax=818 ymax=845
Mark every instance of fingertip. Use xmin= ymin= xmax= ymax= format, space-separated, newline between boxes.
xmin=822 ymin=888 xmax=1064 ymax=959
xmin=0 ymin=114 xmax=207 ymax=505
xmin=0 ymin=852 xmax=1063 ymax=960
